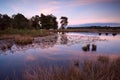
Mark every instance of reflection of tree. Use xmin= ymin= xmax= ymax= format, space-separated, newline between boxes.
xmin=112 ymin=33 xmax=117 ymax=36
xmin=34 ymin=35 xmax=58 ymax=49
xmin=82 ymin=44 xmax=97 ymax=52
xmin=98 ymin=33 xmax=117 ymax=36
xmin=92 ymin=44 xmax=97 ymax=51
xmin=0 ymin=35 xmax=58 ymax=54
xmin=0 ymin=40 xmax=13 ymax=53
xmin=105 ymin=33 xmax=108 ymax=36
xmin=98 ymin=33 xmax=101 ymax=36
xmin=12 ymin=34 xmax=58 ymax=51
xmin=60 ymin=33 xmax=68 ymax=45
xmin=0 ymin=33 xmax=108 ymax=54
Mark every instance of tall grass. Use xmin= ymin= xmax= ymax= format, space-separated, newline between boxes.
xmin=0 ymin=28 xmax=50 ymax=45
xmin=0 ymin=28 xmax=49 ymax=37
xmin=23 ymin=56 xmax=120 ymax=80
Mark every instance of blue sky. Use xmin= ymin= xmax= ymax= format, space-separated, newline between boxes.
xmin=0 ymin=0 xmax=120 ymax=25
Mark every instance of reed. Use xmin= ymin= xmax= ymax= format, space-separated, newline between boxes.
xmin=23 ymin=56 xmax=120 ymax=80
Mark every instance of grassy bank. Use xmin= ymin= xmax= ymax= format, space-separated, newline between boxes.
xmin=0 ymin=29 xmax=50 ymax=44
xmin=50 ymin=28 xmax=120 ymax=33
xmin=23 ymin=56 xmax=120 ymax=80
xmin=0 ymin=28 xmax=50 ymax=37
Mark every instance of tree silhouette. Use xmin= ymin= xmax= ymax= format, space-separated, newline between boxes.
xmin=30 ymin=15 xmax=41 ymax=29
xmin=12 ymin=13 xmax=29 ymax=29
xmin=60 ymin=16 xmax=68 ymax=29
xmin=40 ymin=14 xmax=58 ymax=29
xmin=0 ymin=14 xmax=11 ymax=30
xmin=0 ymin=13 xmax=58 ymax=30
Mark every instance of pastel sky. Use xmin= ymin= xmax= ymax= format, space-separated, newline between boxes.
xmin=0 ymin=0 xmax=120 ymax=25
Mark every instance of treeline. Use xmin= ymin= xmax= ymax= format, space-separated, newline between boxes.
xmin=0 ymin=13 xmax=58 ymax=30
xmin=67 ymin=26 xmax=120 ymax=29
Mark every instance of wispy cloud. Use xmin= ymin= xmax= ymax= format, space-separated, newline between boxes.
xmin=41 ymin=7 xmax=59 ymax=15
xmin=7 ymin=0 xmax=120 ymax=24
xmin=73 ymin=0 xmax=119 ymax=5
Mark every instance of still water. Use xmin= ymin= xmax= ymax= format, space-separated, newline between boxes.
xmin=0 ymin=32 xmax=120 ymax=79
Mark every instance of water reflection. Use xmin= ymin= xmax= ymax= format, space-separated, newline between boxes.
xmin=0 ymin=39 xmax=13 ymax=52
xmin=60 ymin=32 xmax=68 ymax=45
xmin=92 ymin=44 xmax=97 ymax=51
xmin=112 ymin=33 xmax=117 ymax=36
xmin=105 ymin=33 xmax=108 ymax=36
xmin=0 ymin=33 xmax=106 ymax=53
xmin=34 ymin=34 xmax=58 ymax=49
xmin=0 ymin=32 xmax=120 ymax=80
xmin=99 ymin=33 xmax=101 ymax=36
xmin=98 ymin=33 xmax=117 ymax=36
xmin=0 ymin=32 xmax=120 ymax=55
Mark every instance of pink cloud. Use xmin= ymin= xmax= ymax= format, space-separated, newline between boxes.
xmin=41 ymin=6 xmax=59 ymax=15
xmin=71 ymin=0 xmax=115 ymax=6
xmin=69 ymin=17 xmax=120 ymax=25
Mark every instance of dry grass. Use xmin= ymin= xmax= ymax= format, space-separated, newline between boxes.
xmin=50 ymin=29 xmax=120 ymax=33
xmin=23 ymin=56 xmax=120 ymax=80
xmin=14 ymin=35 xmax=33 ymax=45
xmin=0 ymin=29 xmax=50 ymax=38
xmin=0 ymin=35 xmax=33 ymax=45
xmin=0 ymin=29 xmax=50 ymax=45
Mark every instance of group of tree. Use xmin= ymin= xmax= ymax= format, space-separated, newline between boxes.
xmin=0 ymin=13 xmax=68 ymax=30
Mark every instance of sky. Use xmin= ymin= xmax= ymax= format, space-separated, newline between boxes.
xmin=0 ymin=0 xmax=120 ymax=25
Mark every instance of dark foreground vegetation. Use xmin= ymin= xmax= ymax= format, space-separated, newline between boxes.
xmin=23 ymin=56 xmax=120 ymax=80
xmin=3 ymin=56 xmax=119 ymax=80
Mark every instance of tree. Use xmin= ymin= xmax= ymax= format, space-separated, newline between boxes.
xmin=30 ymin=15 xmax=41 ymax=29
xmin=0 ymin=14 xmax=11 ymax=30
xmin=0 ymin=13 xmax=59 ymax=30
xmin=60 ymin=16 xmax=68 ymax=29
xmin=12 ymin=13 xmax=29 ymax=29
xmin=40 ymin=14 xmax=58 ymax=29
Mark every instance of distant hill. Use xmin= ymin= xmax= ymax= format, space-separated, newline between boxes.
xmin=68 ymin=23 xmax=120 ymax=27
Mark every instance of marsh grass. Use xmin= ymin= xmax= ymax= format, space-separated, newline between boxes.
xmin=0 ymin=28 xmax=49 ymax=37
xmin=0 ymin=28 xmax=50 ymax=44
xmin=50 ymin=29 xmax=120 ymax=33
xmin=82 ymin=44 xmax=90 ymax=51
xmin=14 ymin=36 xmax=33 ymax=45
xmin=23 ymin=56 xmax=120 ymax=80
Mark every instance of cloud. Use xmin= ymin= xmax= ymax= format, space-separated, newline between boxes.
xmin=9 ymin=0 xmax=120 ymax=24
xmin=41 ymin=6 xmax=59 ymax=15
xmin=69 ymin=17 xmax=120 ymax=25
xmin=66 ymin=0 xmax=120 ymax=7
xmin=11 ymin=5 xmax=21 ymax=12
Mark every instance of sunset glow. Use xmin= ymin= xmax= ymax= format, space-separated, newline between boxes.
xmin=0 ymin=0 xmax=120 ymax=25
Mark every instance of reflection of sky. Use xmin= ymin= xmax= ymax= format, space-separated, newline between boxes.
xmin=0 ymin=32 xmax=120 ymax=70
xmin=0 ymin=32 xmax=120 ymax=79
xmin=0 ymin=33 xmax=120 ymax=58
xmin=0 ymin=0 xmax=120 ymax=25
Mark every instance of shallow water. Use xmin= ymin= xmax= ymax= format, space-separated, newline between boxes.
xmin=0 ymin=32 xmax=120 ymax=79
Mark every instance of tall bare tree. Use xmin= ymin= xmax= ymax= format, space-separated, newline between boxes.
xmin=60 ymin=16 xmax=68 ymax=29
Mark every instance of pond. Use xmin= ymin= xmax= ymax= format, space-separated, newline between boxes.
xmin=0 ymin=32 xmax=120 ymax=80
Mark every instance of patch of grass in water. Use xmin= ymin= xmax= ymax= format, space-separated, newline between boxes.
xmin=14 ymin=36 xmax=33 ymax=45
